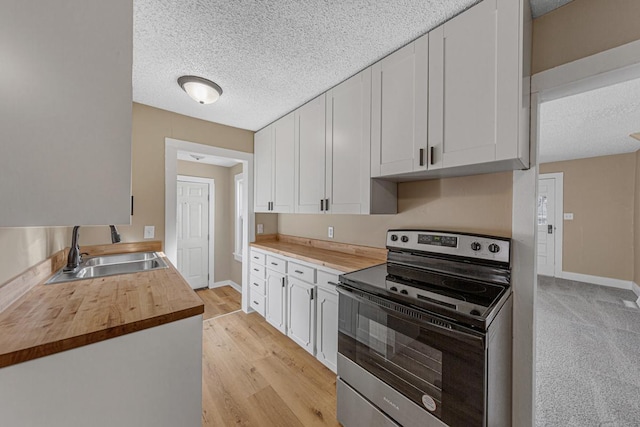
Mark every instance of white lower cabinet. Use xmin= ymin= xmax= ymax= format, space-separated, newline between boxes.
xmin=315 ymin=286 xmax=338 ymax=372
xmin=265 ymin=269 xmax=287 ymax=334
xmin=250 ymin=247 xmax=341 ymax=372
xmin=287 ymin=277 xmax=316 ymax=354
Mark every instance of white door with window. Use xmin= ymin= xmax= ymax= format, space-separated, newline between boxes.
xmin=177 ymin=179 xmax=210 ymax=289
xmin=537 ymin=177 xmax=556 ymax=276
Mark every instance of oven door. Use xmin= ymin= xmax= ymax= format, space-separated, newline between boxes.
xmin=337 ymin=285 xmax=487 ymax=427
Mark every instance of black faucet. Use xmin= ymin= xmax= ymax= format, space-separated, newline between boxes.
xmin=64 ymin=225 xmax=122 ymax=272
xmin=110 ymin=225 xmax=121 ymax=243
xmin=64 ymin=226 xmax=82 ymax=272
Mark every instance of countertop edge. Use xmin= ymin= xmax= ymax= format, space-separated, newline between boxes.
xmin=0 ymin=305 xmax=203 ymax=369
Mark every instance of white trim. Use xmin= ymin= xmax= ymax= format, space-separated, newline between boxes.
xmin=538 ymin=173 xmax=564 ymax=277
xmin=557 ymin=271 xmax=633 ymax=290
xmin=632 ymin=282 xmax=640 ymax=302
xmin=234 ymin=172 xmax=244 ymax=262
xmin=211 ymin=280 xmax=241 ymax=293
xmin=165 ymin=138 xmax=255 ymax=314
xmin=177 ymin=175 xmax=215 ymax=288
xmin=532 ymin=39 xmax=640 ymax=102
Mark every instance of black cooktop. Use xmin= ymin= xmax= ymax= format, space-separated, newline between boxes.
xmin=339 ymin=263 xmax=510 ymax=330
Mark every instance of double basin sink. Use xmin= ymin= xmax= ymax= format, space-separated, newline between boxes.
xmin=46 ymin=251 xmax=168 ymax=284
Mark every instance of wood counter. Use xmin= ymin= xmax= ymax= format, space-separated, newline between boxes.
xmin=0 ymin=243 xmax=204 ymax=369
xmin=250 ymin=234 xmax=386 ymax=273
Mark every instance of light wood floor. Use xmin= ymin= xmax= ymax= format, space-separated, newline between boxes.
xmin=202 ymin=310 xmax=340 ymax=426
xmin=197 ymin=286 xmax=242 ymax=320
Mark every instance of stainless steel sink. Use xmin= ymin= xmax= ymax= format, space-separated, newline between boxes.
xmin=46 ymin=252 xmax=168 ymax=284
xmin=83 ymin=251 xmax=160 ymax=266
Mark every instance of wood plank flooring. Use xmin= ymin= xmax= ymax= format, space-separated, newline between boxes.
xmin=197 ymin=286 xmax=242 ymax=320
xmin=202 ymin=310 xmax=340 ymax=426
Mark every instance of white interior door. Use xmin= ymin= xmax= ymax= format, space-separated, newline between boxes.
xmin=537 ymin=177 xmax=556 ymax=276
xmin=177 ymin=180 xmax=210 ymax=289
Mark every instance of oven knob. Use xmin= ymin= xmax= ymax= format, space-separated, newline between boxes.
xmin=471 ymin=242 xmax=482 ymax=251
xmin=488 ymin=243 xmax=500 ymax=253
xmin=400 ymin=289 xmax=409 ymax=295
xmin=401 ymin=235 xmax=409 ymax=243
xmin=390 ymin=286 xmax=398 ymax=292
xmin=390 ymin=234 xmax=398 ymax=242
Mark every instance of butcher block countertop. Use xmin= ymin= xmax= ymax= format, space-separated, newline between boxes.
xmin=250 ymin=234 xmax=386 ymax=273
xmin=0 ymin=242 xmax=204 ymax=369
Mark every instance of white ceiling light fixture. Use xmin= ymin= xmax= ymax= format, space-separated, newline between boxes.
xmin=177 ymin=75 xmax=223 ymax=105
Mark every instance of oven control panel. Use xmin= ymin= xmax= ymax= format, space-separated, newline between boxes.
xmin=387 ymin=230 xmax=510 ymax=264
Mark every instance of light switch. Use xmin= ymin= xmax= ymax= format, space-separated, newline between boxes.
xmin=563 ymin=213 xmax=574 ymax=220
xmin=257 ymin=223 xmax=264 ymax=234
xmin=144 ymin=226 xmax=155 ymax=239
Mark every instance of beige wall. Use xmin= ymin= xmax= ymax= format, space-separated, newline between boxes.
xmin=229 ymin=163 xmax=243 ymax=285
xmin=532 ymin=0 xmax=640 ymax=74
xmin=255 ymin=213 xmax=278 ymax=236
xmin=177 ymin=160 xmax=235 ymax=284
xmin=0 ymin=227 xmax=70 ymax=286
xmin=635 ymin=150 xmax=640 ymax=286
xmin=279 ymin=172 xmax=513 ymax=248
xmin=540 ymin=153 xmax=636 ymax=281
xmin=79 ymin=103 xmax=254 ymax=248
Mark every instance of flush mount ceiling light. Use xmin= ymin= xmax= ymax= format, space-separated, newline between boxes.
xmin=177 ymin=75 xmax=223 ymax=105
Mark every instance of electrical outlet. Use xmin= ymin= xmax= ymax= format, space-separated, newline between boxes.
xmin=328 ymin=226 xmax=334 ymax=239
xmin=257 ymin=223 xmax=264 ymax=234
xmin=144 ymin=226 xmax=155 ymax=239
xmin=563 ymin=213 xmax=574 ymax=220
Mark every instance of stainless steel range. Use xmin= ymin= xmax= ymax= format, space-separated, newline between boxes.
xmin=336 ymin=230 xmax=512 ymax=427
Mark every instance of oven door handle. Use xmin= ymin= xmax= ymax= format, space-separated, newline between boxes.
xmin=337 ymin=285 xmax=485 ymax=349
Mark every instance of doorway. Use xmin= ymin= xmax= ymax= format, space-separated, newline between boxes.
xmin=531 ymin=43 xmax=640 ymax=426
xmin=176 ymin=176 xmax=214 ymax=290
xmin=165 ymin=138 xmax=255 ymax=313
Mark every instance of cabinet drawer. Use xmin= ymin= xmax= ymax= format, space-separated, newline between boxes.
xmin=288 ymin=261 xmax=316 ymax=284
xmin=266 ymin=255 xmax=287 ymax=274
xmin=250 ymin=263 xmax=265 ymax=279
xmin=250 ymin=291 xmax=265 ymax=316
xmin=317 ymin=270 xmax=339 ymax=292
xmin=250 ymin=250 xmax=266 ymax=265
xmin=250 ymin=276 xmax=266 ymax=295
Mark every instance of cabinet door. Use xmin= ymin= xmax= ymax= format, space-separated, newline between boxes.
xmin=429 ymin=0 xmax=520 ymax=169
xmin=253 ymin=126 xmax=273 ymax=213
xmin=371 ymin=35 xmax=428 ymax=177
xmin=0 ymin=0 xmax=132 ymax=226
xmin=287 ymin=278 xmax=316 ymax=354
xmin=265 ymin=270 xmax=286 ymax=334
xmin=272 ymin=113 xmax=295 ymax=213
xmin=295 ymin=95 xmax=326 ymax=213
xmin=315 ymin=287 xmax=338 ymax=372
xmin=326 ymin=69 xmax=372 ymax=214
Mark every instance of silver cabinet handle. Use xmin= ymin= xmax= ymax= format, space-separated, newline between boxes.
xmin=271 ymin=262 xmax=278 ymax=266
xmin=253 ymin=268 xmax=259 ymax=272
xmin=430 ymin=146 xmax=435 ymax=165
xmin=294 ymin=270 xmax=304 ymax=274
xmin=281 ymin=277 xmax=285 ymax=287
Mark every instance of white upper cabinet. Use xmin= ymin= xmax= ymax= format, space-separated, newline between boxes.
xmin=326 ymin=69 xmax=372 ymax=214
xmin=253 ymin=113 xmax=295 ymax=213
xmin=253 ymin=126 xmax=273 ymax=213
xmin=371 ymin=34 xmax=429 ymax=177
xmin=0 ymin=0 xmax=132 ymax=226
xmin=295 ymin=95 xmax=326 ymax=214
xmin=273 ymin=113 xmax=295 ymax=212
xmin=428 ymin=0 xmax=529 ymax=171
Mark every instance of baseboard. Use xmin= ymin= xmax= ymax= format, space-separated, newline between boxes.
xmin=211 ymin=280 xmax=241 ymax=293
xmin=632 ymin=282 xmax=640 ymax=303
xmin=559 ymin=271 xmax=633 ymax=290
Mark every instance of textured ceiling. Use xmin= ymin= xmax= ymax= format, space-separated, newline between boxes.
xmin=530 ymin=0 xmax=573 ymax=18
xmin=133 ymin=0 xmax=574 ymax=132
xmin=539 ymin=77 xmax=640 ymax=164
xmin=133 ymin=0 xmax=482 ymax=131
